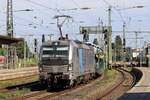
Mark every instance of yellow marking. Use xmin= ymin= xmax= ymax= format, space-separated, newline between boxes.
xmin=96 ymin=55 xmax=104 ymax=59
xmin=147 ymin=54 xmax=150 ymax=58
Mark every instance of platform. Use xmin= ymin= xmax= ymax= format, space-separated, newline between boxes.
xmin=118 ymin=67 xmax=150 ymax=100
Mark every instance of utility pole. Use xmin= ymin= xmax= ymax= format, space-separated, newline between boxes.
xmin=6 ymin=0 xmax=16 ymax=68
xmin=135 ymin=32 xmax=138 ymax=51
xmin=98 ymin=18 xmax=103 ymax=47
xmin=123 ymin=23 xmax=126 ymax=67
xmin=34 ymin=38 xmax=38 ymax=65
xmin=108 ymin=6 xmax=111 ymax=27
xmin=24 ymin=40 xmax=26 ymax=65
xmin=108 ymin=6 xmax=112 ymax=69
xmin=7 ymin=0 xmax=13 ymax=37
xmin=135 ymin=32 xmax=138 ymax=63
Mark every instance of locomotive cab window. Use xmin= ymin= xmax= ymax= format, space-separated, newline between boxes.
xmin=42 ymin=46 xmax=54 ymax=57
xmin=42 ymin=45 xmax=69 ymax=58
xmin=56 ymin=46 xmax=69 ymax=57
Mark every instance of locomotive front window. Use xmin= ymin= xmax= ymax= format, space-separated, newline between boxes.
xmin=55 ymin=46 xmax=69 ymax=57
xmin=42 ymin=47 xmax=54 ymax=57
xmin=42 ymin=46 xmax=69 ymax=58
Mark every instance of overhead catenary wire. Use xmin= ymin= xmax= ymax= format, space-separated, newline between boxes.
xmin=25 ymin=0 xmax=53 ymax=10
xmin=71 ymin=0 xmax=81 ymax=8
xmin=22 ymin=0 xmax=54 ymax=15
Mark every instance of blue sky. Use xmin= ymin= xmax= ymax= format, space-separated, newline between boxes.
xmin=0 ymin=0 xmax=150 ymax=50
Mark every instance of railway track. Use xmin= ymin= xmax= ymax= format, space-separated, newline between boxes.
xmin=11 ymin=73 xmax=104 ymax=100
xmin=119 ymin=67 xmax=136 ymax=89
xmin=0 ymin=81 xmax=44 ymax=100
xmin=0 ymin=74 xmax=39 ymax=98
xmin=0 ymin=74 xmax=38 ymax=93
xmin=38 ymin=74 xmax=105 ymax=100
xmin=0 ymin=74 xmax=38 ymax=82
xmin=0 ymin=81 xmax=39 ymax=94
xmin=4 ymin=68 xmax=135 ymax=100
xmin=12 ymin=90 xmax=48 ymax=100
xmin=0 ymin=67 xmax=38 ymax=81
xmin=98 ymin=67 xmax=136 ymax=100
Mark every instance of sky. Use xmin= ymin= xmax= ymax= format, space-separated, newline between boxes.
xmin=1 ymin=0 xmax=150 ymax=51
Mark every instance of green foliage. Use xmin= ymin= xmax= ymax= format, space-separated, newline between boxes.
xmin=80 ymin=91 xmax=89 ymax=99
xmin=106 ymin=70 xmax=116 ymax=82
xmin=16 ymin=41 xmax=24 ymax=58
xmin=96 ymin=81 xmax=105 ymax=86
xmin=96 ymin=70 xmax=117 ymax=86
xmin=93 ymin=38 xmax=99 ymax=45
xmin=0 ymin=88 xmax=30 ymax=99
xmin=0 ymin=76 xmax=38 ymax=87
xmin=15 ymin=41 xmax=33 ymax=59
xmin=125 ymin=47 xmax=132 ymax=61
xmin=106 ymin=70 xmax=116 ymax=78
xmin=0 ymin=48 xmax=5 ymax=56
xmin=115 ymin=35 xmax=123 ymax=61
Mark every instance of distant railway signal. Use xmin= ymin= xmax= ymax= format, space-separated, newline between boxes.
xmin=42 ymin=34 xmax=45 ymax=43
xmin=82 ymin=29 xmax=89 ymax=42
xmin=103 ymin=29 xmax=108 ymax=45
xmin=34 ymin=39 xmax=37 ymax=53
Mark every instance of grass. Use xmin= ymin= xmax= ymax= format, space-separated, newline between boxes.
xmin=0 ymin=76 xmax=38 ymax=87
xmin=106 ymin=70 xmax=117 ymax=78
xmin=125 ymin=79 xmax=130 ymax=84
xmin=80 ymin=91 xmax=89 ymax=99
xmin=106 ymin=69 xmax=117 ymax=83
xmin=96 ymin=81 xmax=106 ymax=86
xmin=125 ymin=67 xmax=132 ymax=71
xmin=0 ymin=88 xmax=30 ymax=99
xmin=96 ymin=70 xmax=117 ymax=86
xmin=1 ymin=61 xmax=36 ymax=69
xmin=108 ymin=78 xmax=114 ymax=82
xmin=19 ymin=61 xmax=36 ymax=67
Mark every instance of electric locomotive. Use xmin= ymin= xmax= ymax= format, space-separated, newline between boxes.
xmin=38 ymin=39 xmax=105 ymax=88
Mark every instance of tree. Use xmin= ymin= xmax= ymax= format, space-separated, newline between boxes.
xmin=125 ymin=47 xmax=132 ymax=61
xmin=15 ymin=41 xmax=32 ymax=59
xmin=115 ymin=35 xmax=123 ymax=61
xmin=0 ymin=48 xmax=5 ymax=56
xmin=93 ymin=38 xmax=99 ymax=45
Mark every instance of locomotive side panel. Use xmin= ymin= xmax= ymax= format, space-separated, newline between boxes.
xmin=70 ymin=47 xmax=80 ymax=81
xmin=82 ymin=48 xmax=95 ymax=75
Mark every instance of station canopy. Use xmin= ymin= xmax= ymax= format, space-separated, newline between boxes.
xmin=0 ymin=35 xmax=23 ymax=45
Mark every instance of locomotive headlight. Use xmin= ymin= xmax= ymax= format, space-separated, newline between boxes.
xmin=39 ymin=67 xmax=43 ymax=72
xmin=38 ymin=62 xmax=43 ymax=72
xmin=54 ymin=42 xmax=58 ymax=45
xmin=68 ymin=63 xmax=73 ymax=71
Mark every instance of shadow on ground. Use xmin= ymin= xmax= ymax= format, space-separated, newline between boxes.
xmin=118 ymin=92 xmax=150 ymax=100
